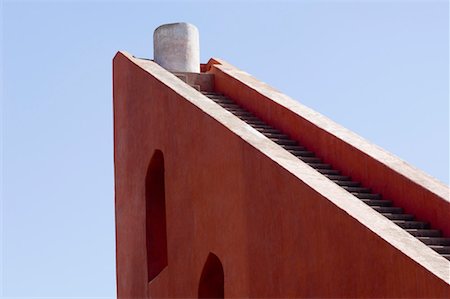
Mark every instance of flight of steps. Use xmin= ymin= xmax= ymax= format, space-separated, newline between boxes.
xmin=202 ymin=91 xmax=450 ymax=261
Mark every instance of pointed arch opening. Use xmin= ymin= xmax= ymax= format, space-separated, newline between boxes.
xmin=198 ymin=253 xmax=224 ymax=299
xmin=145 ymin=149 xmax=168 ymax=282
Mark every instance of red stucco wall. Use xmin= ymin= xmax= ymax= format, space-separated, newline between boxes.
xmin=208 ymin=60 xmax=450 ymax=238
xmin=114 ymin=52 xmax=450 ymax=298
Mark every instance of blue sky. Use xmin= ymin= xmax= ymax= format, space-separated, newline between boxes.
xmin=1 ymin=0 xmax=448 ymax=298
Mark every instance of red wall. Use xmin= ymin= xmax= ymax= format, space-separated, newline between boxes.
xmin=114 ymin=52 xmax=450 ymax=298
xmin=208 ymin=60 xmax=450 ymax=238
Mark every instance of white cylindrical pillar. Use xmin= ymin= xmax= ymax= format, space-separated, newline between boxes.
xmin=153 ymin=23 xmax=200 ymax=73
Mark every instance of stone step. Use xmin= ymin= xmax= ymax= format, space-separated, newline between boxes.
xmin=236 ymin=114 xmax=259 ymax=121
xmin=270 ymin=138 xmax=298 ymax=146
xmin=394 ymin=220 xmax=429 ymax=229
xmin=282 ymin=145 xmax=307 ymax=151
xmin=211 ymin=97 xmax=233 ymax=104
xmin=361 ymin=199 xmax=392 ymax=207
xmin=229 ymin=109 xmax=253 ymax=116
xmin=325 ymin=174 xmax=351 ymax=181
xmin=417 ymin=237 xmax=450 ymax=246
xmin=214 ymin=100 xmax=236 ymax=107
xmin=297 ymin=156 xmax=322 ymax=163
xmin=250 ymin=124 xmax=275 ymax=130
xmin=205 ymin=93 xmax=226 ymax=98
xmin=332 ymin=180 xmax=360 ymax=187
xmin=307 ymin=163 xmax=332 ymax=170
xmin=217 ymin=102 xmax=237 ymax=108
xmin=317 ymin=168 xmax=341 ymax=175
xmin=373 ymin=206 xmax=403 ymax=214
xmin=262 ymin=132 xmax=291 ymax=139
xmin=289 ymin=150 xmax=315 ymax=157
xmin=246 ymin=121 xmax=269 ymax=128
xmin=352 ymin=192 xmax=381 ymax=200
xmin=429 ymin=245 xmax=450 ymax=254
xmin=217 ymin=102 xmax=240 ymax=108
xmin=249 ymin=123 xmax=273 ymax=129
xmin=201 ymin=91 xmax=222 ymax=96
xmin=381 ymin=213 xmax=415 ymax=221
xmin=240 ymin=116 xmax=265 ymax=123
xmin=343 ymin=186 xmax=371 ymax=193
xmin=406 ymin=229 xmax=441 ymax=237
xmin=254 ymin=127 xmax=282 ymax=134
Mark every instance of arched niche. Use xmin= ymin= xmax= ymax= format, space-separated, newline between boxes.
xmin=145 ymin=149 xmax=168 ymax=282
xmin=198 ymin=252 xmax=224 ymax=298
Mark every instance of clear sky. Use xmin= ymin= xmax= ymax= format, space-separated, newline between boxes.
xmin=1 ymin=0 xmax=448 ymax=298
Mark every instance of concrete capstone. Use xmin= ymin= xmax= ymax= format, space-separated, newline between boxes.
xmin=153 ymin=23 xmax=200 ymax=73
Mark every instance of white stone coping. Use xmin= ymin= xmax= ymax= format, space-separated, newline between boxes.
xmin=153 ymin=22 xmax=200 ymax=73
xmin=118 ymin=51 xmax=450 ymax=284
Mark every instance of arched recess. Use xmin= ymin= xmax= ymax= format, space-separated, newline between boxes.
xmin=145 ymin=150 xmax=168 ymax=282
xmin=198 ymin=253 xmax=224 ymax=298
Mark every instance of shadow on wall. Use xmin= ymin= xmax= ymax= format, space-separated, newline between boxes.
xmin=145 ymin=149 xmax=168 ymax=282
xmin=198 ymin=253 xmax=224 ymax=298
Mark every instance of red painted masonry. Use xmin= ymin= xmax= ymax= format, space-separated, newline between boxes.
xmin=114 ymin=52 xmax=450 ymax=298
xmin=207 ymin=58 xmax=450 ymax=238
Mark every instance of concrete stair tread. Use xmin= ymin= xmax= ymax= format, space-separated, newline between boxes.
xmin=373 ymin=206 xmax=403 ymax=214
xmin=250 ymin=123 xmax=274 ymax=129
xmin=262 ymin=132 xmax=291 ymax=139
xmin=343 ymin=186 xmax=371 ymax=193
xmin=249 ymin=123 xmax=273 ymax=129
xmin=394 ymin=220 xmax=429 ymax=229
xmin=201 ymin=91 xmax=222 ymax=96
xmin=220 ymin=103 xmax=241 ymax=108
xmin=229 ymin=110 xmax=253 ymax=116
xmin=270 ymin=138 xmax=298 ymax=146
xmin=307 ymin=163 xmax=332 ymax=170
xmin=297 ymin=156 xmax=322 ymax=163
xmin=352 ymin=193 xmax=381 ymax=200
xmin=333 ymin=180 xmax=361 ymax=187
xmin=254 ymin=127 xmax=282 ymax=134
xmin=417 ymin=237 xmax=450 ymax=246
xmin=325 ymin=174 xmax=351 ymax=181
xmin=381 ymin=213 xmax=414 ymax=221
xmin=406 ymin=229 xmax=441 ymax=237
xmin=288 ymin=150 xmax=315 ymax=157
xmin=282 ymin=145 xmax=307 ymax=151
xmin=212 ymin=98 xmax=234 ymax=104
xmin=361 ymin=199 xmax=392 ymax=207
xmin=317 ymin=169 xmax=341 ymax=175
xmin=210 ymin=95 xmax=231 ymax=101
xmin=240 ymin=116 xmax=264 ymax=122
xmin=429 ymin=245 xmax=450 ymax=254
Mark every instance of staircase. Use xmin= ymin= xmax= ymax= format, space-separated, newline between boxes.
xmin=202 ymin=91 xmax=450 ymax=261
